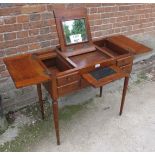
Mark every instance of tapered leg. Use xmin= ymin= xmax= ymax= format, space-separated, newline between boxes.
xmin=37 ymin=84 xmax=44 ymax=119
xmin=52 ymin=100 xmax=60 ymax=145
xmin=100 ymin=86 xmax=103 ymax=97
xmin=119 ymin=76 xmax=129 ymax=115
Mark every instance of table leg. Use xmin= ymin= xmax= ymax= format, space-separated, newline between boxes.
xmin=99 ymin=86 xmax=103 ymax=97
xmin=119 ymin=76 xmax=129 ymax=115
xmin=37 ymin=84 xmax=44 ymax=119
xmin=52 ymin=100 xmax=60 ymax=145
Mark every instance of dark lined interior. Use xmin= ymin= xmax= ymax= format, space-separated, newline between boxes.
xmin=90 ymin=66 xmax=116 ymax=80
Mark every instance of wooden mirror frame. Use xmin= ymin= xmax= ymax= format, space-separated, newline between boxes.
xmin=61 ymin=18 xmax=88 ymax=46
xmin=53 ymin=7 xmax=93 ymax=52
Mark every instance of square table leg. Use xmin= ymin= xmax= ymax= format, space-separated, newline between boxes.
xmin=37 ymin=84 xmax=44 ymax=119
xmin=52 ymin=100 xmax=60 ymax=145
xmin=99 ymin=86 xmax=103 ymax=97
xmin=119 ymin=76 xmax=129 ymax=115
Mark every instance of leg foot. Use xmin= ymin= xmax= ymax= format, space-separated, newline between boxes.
xmin=99 ymin=86 xmax=103 ymax=97
xmin=52 ymin=100 xmax=60 ymax=145
xmin=37 ymin=84 xmax=44 ymax=119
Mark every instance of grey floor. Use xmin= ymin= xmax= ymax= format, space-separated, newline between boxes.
xmin=30 ymin=80 xmax=155 ymax=151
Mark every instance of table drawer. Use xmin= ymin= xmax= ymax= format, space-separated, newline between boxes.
xmin=57 ymin=81 xmax=80 ymax=96
xmin=117 ymin=56 xmax=133 ymax=67
xmin=120 ymin=64 xmax=132 ymax=74
xmin=57 ymin=72 xmax=79 ymax=87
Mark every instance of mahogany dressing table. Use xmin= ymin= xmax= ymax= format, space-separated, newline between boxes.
xmin=3 ymin=8 xmax=151 ymax=145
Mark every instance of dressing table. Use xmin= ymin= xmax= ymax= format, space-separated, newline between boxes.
xmin=3 ymin=7 xmax=151 ymax=145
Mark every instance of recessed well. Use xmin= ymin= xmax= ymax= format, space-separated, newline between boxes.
xmin=42 ymin=55 xmax=73 ymax=75
xmin=94 ymin=39 xmax=129 ymax=57
xmin=69 ymin=50 xmax=111 ymax=68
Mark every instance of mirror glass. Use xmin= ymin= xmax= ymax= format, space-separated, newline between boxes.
xmin=62 ymin=19 xmax=88 ymax=45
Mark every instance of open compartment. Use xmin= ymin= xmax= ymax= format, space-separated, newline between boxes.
xmin=94 ymin=39 xmax=130 ymax=57
xmin=41 ymin=54 xmax=74 ymax=75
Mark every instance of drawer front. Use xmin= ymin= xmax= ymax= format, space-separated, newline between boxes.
xmin=117 ymin=56 xmax=133 ymax=67
xmin=120 ymin=64 xmax=132 ymax=74
xmin=58 ymin=81 xmax=80 ymax=96
xmin=57 ymin=72 xmax=79 ymax=87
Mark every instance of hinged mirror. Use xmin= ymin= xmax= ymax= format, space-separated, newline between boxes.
xmin=62 ymin=18 xmax=88 ymax=45
xmin=53 ymin=7 xmax=93 ymax=52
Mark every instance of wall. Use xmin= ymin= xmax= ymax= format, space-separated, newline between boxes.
xmin=0 ymin=3 xmax=155 ymax=111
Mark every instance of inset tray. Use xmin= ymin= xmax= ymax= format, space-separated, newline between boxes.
xmin=90 ymin=67 xmax=116 ymax=80
xmin=69 ymin=50 xmax=111 ymax=68
xmin=82 ymin=65 xmax=127 ymax=88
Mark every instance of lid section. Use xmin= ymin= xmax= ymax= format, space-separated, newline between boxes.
xmin=107 ymin=35 xmax=152 ymax=55
xmin=4 ymin=54 xmax=50 ymax=88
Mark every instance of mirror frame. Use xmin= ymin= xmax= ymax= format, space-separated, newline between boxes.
xmin=53 ymin=7 xmax=93 ymax=52
xmin=61 ymin=18 xmax=88 ymax=46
